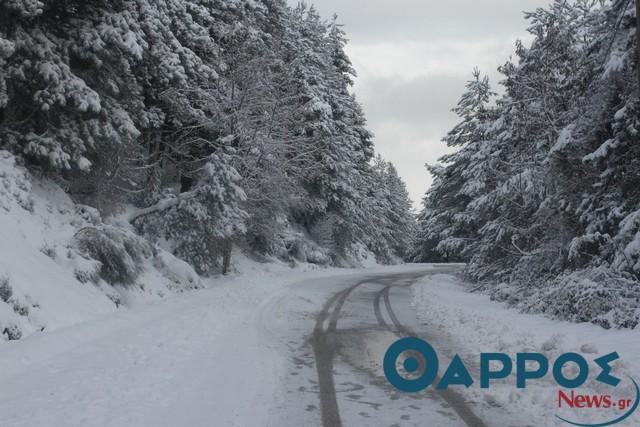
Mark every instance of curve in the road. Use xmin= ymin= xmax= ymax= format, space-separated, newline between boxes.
xmin=311 ymin=271 xmax=490 ymax=427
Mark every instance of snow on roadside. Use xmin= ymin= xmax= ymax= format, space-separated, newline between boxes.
xmin=412 ymin=274 xmax=640 ymax=427
xmin=0 ymin=261 xmax=418 ymax=427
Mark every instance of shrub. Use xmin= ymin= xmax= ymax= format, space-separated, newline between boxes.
xmin=72 ymin=227 xmax=152 ymax=286
xmin=524 ymin=268 xmax=640 ymax=329
xmin=2 ymin=325 xmax=21 ymax=341
xmin=40 ymin=242 xmax=57 ymax=259
xmin=0 ymin=274 xmax=12 ymax=302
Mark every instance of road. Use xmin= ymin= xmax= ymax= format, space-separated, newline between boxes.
xmin=0 ymin=265 xmax=491 ymax=427
xmin=311 ymin=269 xmax=487 ymax=427
xmin=261 ymin=265 xmax=489 ymax=427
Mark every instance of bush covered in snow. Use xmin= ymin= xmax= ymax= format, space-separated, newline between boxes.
xmin=72 ymin=227 xmax=153 ymax=286
xmin=0 ymin=274 xmax=11 ymax=302
xmin=154 ymin=249 xmax=203 ymax=291
xmin=524 ymin=269 xmax=640 ymax=329
xmin=0 ymin=148 xmax=222 ymax=342
xmin=2 ymin=324 xmax=21 ymax=341
xmin=283 ymin=231 xmax=331 ymax=266
xmin=0 ymin=275 xmax=24 ymax=340
xmin=0 ymin=150 xmax=33 ymax=213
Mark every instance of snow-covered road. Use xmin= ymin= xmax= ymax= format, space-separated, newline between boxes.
xmin=0 ymin=271 xmax=288 ymax=427
xmin=1 ymin=264 xmax=638 ymax=427
xmin=0 ymin=265 xmax=443 ymax=427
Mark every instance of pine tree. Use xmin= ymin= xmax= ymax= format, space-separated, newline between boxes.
xmin=414 ymin=0 xmax=640 ymax=328
xmin=0 ymin=0 xmax=416 ymax=274
xmin=415 ymin=69 xmax=495 ymax=263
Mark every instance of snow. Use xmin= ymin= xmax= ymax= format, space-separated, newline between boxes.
xmin=0 ymin=150 xmax=409 ymax=426
xmin=76 ymin=156 xmax=92 ymax=171
xmin=412 ymin=274 xmax=640 ymax=427
xmin=353 ymin=241 xmax=381 ymax=267
xmin=0 ymin=197 xmax=636 ymax=427
xmin=583 ymin=138 xmax=618 ymax=162
xmin=1 ymin=137 xmax=637 ymax=426
xmin=123 ymin=30 xmax=144 ymax=59
xmin=154 ymin=248 xmax=203 ymax=290
xmin=550 ymin=124 xmax=575 ymax=155
xmin=614 ymin=106 xmax=627 ymax=121
xmin=0 ymin=261 xmax=412 ymax=427
xmin=0 ymin=152 xmax=118 ymax=338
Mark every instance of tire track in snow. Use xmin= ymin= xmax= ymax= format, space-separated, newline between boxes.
xmin=374 ymin=283 xmax=489 ymax=427
xmin=310 ymin=270 xmax=490 ymax=427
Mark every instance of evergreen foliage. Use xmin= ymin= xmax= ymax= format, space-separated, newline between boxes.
xmin=414 ymin=0 xmax=640 ymax=328
xmin=0 ymin=0 xmax=415 ymax=274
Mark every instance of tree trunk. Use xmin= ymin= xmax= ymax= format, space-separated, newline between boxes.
xmin=221 ymin=239 xmax=232 ymax=275
xmin=180 ymin=174 xmax=194 ymax=193
xmin=145 ymin=129 xmax=163 ymax=202
xmin=637 ymin=0 xmax=640 ymax=96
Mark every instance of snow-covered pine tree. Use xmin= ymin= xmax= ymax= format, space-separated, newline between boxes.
xmin=384 ymin=163 xmax=417 ymax=260
xmin=414 ymin=68 xmax=495 ymax=263
xmin=0 ymin=0 xmax=415 ymax=275
xmin=364 ymin=158 xmax=415 ymax=262
xmin=415 ymin=0 xmax=640 ymax=328
xmin=281 ymin=6 xmax=379 ymax=261
xmin=0 ymin=1 xmax=143 ymax=171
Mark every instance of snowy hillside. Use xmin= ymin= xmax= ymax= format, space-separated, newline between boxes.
xmin=0 ymin=148 xmax=385 ymax=343
xmin=0 ymin=150 xmax=206 ymax=341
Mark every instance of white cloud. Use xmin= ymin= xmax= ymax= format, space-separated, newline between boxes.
xmin=347 ymin=37 xmax=521 ymax=82
xmin=347 ymin=37 xmax=524 ymax=207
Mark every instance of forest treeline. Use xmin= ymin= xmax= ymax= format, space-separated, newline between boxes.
xmin=414 ymin=0 xmax=640 ymax=328
xmin=0 ymin=0 xmax=415 ymax=273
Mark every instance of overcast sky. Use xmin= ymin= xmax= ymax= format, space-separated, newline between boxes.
xmin=286 ymin=0 xmax=549 ymax=208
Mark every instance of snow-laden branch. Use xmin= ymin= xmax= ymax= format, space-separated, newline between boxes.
xmin=126 ymin=190 xmax=199 ymax=223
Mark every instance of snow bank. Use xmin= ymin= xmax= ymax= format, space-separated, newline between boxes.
xmin=0 ymin=151 xmax=115 ymax=339
xmin=412 ymin=274 xmax=640 ymax=426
